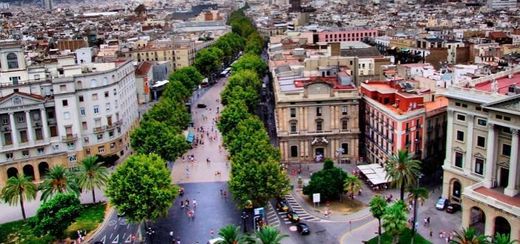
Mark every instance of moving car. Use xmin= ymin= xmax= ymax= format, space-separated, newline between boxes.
xmin=276 ymin=199 xmax=290 ymax=212
xmin=296 ymin=222 xmax=310 ymax=235
xmin=287 ymin=211 xmax=300 ymax=223
xmin=435 ymin=198 xmax=449 ymax=210
xmin=446 ymin=203 xmax=461 ymax=213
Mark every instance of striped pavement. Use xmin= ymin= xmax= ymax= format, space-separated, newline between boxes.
xmin=283 ymin=194 xmax=322 ymax=222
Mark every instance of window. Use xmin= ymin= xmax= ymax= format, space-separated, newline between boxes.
xmin=110 ymin=142 xmax=116 ymax=149
xmin=456 ymin=114 xmax=466 ymax=121
xmin=97 ymin=133 xmax=103 ymax=140
xmin=106 ymin=103 xmax=110 ymax=111
xmin=7 ymin=52 xmax=19 ymax=69
xmin=504 ymin=116 xmax=511 ymax=121
xmin=477 ymin=119 xmax=487 ymax=126
xmin=98 ymin=146 xmax=105 ymax=153
xmin=290 ymin=145 xmax=298 ymax=157
xmin=60 ymin=85 xmax=66 ymax=92
xmin=17 ymin=115 xmax=24 ymax=123
xmin=9 ymin=76 xmax=20 ymax=84
xmin=84 ymin=137 xmax=89 ymax=143
xmin=502 ymin=144 xmax=511 ymax=156
xmin=82 ymin=121 xmax=88 ymax=130
xmin=37 ymin=147 xmax=44 ymax=155
xmin=94 ymin=105 xmax=99 ymax=114
xmin=477 ymin=136 xmax=485 ymax=148
xmin=342 ymin=106 xmax=348 ymax=115
xmin=92 ymin=93 xmax=98 ymax=100
xmin=6 ymin=153 xmax=13 ymax=159
xmin=90 ymin=79 xmax=97 ymax=88
xmin=342 ymin=119 xmax=348 ymax=130
xmin=341 ymin=143 xmax=349 ymax=155
xmin=456 ymin=130 xmax=464 ymax=142
xmin=63 ymin=112 xmax=70 ymax=120
xmin=80 ymin=107 xmax=86 ymax=116
xmin=290 ymin=121 xmax=297 ymax=134
xmin=113 ymin=89 xmax=117 ymax=95
xmin=316 ymin=107 xmax=322 ymax=116
xmin=474 ymin=158 xmax=484 ymax=175
xmin=67 ymin=142 xmax=75 ymax=150
xmin=79 ymin=96 xmax=84 ymax=102
xmin=454 ymin=152 xmax=463 ymax=168
xmin=290 ymin=108 xmax=296 ymax=118
xmin=85 ymin=148 xmax=91 ymax=155
xmin=104 ymin=91 xmax=109 ymax=98
xmin=62 ymin=99 xmax=68 ymax=107
xmin=316 ymin=120 xmax=323 ymax=131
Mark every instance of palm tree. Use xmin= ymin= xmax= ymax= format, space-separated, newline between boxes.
xmin=407 ymin=187 xmax=429 ymax=244
xmin=369 ymin=195 xmax=388 ymax=244
xmin=0 ymin=174 xmax=37 ymax=220
xmin=216 ymin=224 xmax=243 ymax=244
xmin=344 ymin=175 xmax=362 ymax=199
xmin=382 ymin=200 xmax=408 ymax=244
xmin=385 ymin=150 xmax=422 ymax=201
xmin=450 ymin=227 xmax=490 ymax=244
xmin=254 ymin=226 xmax=288 ymax=244
xmin=493 ymin=233 xmax=517 ymax=244
xmin=40 ymin=165 xmax=80 ymax=201
xmin=77 ymin=155 xmax=109 ymax=203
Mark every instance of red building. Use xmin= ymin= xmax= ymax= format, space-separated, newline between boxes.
xmin=361 ymin=80 xmax=447 ymax=165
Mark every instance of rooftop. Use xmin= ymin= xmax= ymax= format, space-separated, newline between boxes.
xmin=474 ymin=72 xmax=520 ymax=95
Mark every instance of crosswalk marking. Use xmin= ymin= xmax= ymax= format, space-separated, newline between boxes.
xmin=265 ymin=202 xmax=280 ymax=228
xmin=283 ymin=194 xmax=322 ymax=222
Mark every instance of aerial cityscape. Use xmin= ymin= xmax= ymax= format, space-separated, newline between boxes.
xmin=0 ymin=0 xmax=519 ymax=243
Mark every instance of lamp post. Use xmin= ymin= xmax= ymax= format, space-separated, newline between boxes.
xmin=241 ymin=211 xmax=249 ymax=233
xmin=411 ymin=173 xmax=424 ymax=243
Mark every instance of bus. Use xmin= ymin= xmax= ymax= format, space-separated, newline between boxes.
xmin=219 ymin=67 xmax=232 ymax=77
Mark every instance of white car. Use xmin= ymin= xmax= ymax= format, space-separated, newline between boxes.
xmin=207 ymin=237 xmax=224 ymax=244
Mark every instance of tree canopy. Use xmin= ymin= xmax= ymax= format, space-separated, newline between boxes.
xmin=302 ymin=164 xmax=348 ymax=201
xmin=33 ymin=193 xmax=81 ymax=238
xmin=106 ymin=153 xmax=178 ymax=223
xmin=194 ymin=47 xmax=224 ymax=79
xmin=168 ymin=66 xmax=204 ymax=92
xmin=130 ymin=120 xmax=189 ymax=162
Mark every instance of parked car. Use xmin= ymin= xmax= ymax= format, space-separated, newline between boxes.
xmin=287 ymin=211 xmax=300 ymax=223
xmin=446 ymin=203 xmax=461 ymax=213
xmin=207 ymin=237 xmax=224 ymax=244
xmin=296 ymin=222 xmax=310 ymax=235
xmin=435 ymin=198 xmax=449 ymax=210
xmin=197 ymin=103 xmax=207 ymax=108
xmin=276 ymin=199 xmax=290 ymax=212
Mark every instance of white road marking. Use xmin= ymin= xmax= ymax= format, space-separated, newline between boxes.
xmin=112 ymin=234 xmax=119 ymax=244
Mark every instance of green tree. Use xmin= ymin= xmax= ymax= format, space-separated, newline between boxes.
xmin=143 ymin=98 xmax=190 ymax=130
xmin=33 ymin=193 xmax=81 ymax=238
xmin=221 ymin=86 xmax=260 ymax=112
xmin=343 ymin=175 xmax=362 ymax=199
xmin=369 ymin=195 xmax=388 ymax=244
xmin=229 ymin=158 xmax=290 ymax=208
xmin=76 ymin=155 xmax=109 ymax=203
xmin=130 ymin=120 xmax=189 ymax=161
xmin=323 ymin=158 xmax=334 ymax=170
xmin=303 ymin=165 xmax=347 ymax=201
xmin=382 ymin=201 xmax=408 ymax=244
xmin=163 ymin=79 xmax=191 ymax=102
xmin=0 ymin=174 xmax=37 ymax=220
xmin=106 ymin=153 xmax=178 ymax=223
xmin=406 ymin=186 xmax=429 ymax=206
xmin=168 ymin=66 xmax=204 ymax=91
xmin=493 ymin=233 xmax=517 ymax=244
xmin=231 ymin=53 xmax=267 ymax=77
xmin=218 ymin=101 xmax=250 ymax=135
xmin=39 ymin=165 xmax=80 ymax=202
xmin=450 ymin=227 xmax=490 ymax=244
xmin=216 ymin=224 xmax=243 ymax=244
xmin=194 ymin=47 xmax=224 ymax=79
xmin=385 ymin=150 xmax=422 ymax=201
xmin=245 ymin=32 xmax=264 ymax=55
xmin=253 ymin=226 xmax=288 ymax=244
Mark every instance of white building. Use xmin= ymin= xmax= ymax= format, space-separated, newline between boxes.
xmin=0 ymin=40 xmax=139 ymax=185
xmin=487 ymin=0 xmax=517 ymax=9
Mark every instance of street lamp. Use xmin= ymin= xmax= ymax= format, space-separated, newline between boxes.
xmin=411 ymin=173 xmax=424 ymax=243
xmin=145 ymin=226 xmax=155 ymax=244
xmin=241 ymin=211 xmax=249 ymax=233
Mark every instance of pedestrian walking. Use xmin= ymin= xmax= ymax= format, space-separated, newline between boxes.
xmin=193 ymin=199 xmax=197 ymax=209
xmin=181 ymin=201 xmax=184 ymax=209
xmin=210 ymin=228 xmax=214 ymax=238
xmin=220 ymin=189 xmax=223 ymax=197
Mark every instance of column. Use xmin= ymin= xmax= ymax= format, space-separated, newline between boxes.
xmin=9 ymin=112 xmax=18 ymax=146
xmin=25 ymin=111 xmax=34 ymax=143
xmin=504 ymin=129 xmax=519 ymax=196
xmin=464 ymin=115 xmax=474 ymax=172
xmin=40 ymin=108 xmax=50 ymax=140
xmin=329 ymin=106 xmax=335 ymax=130
xmin=484 ymin=123 xmax=497 ymax=188
xmin=444 ymin=109 xmax=454 ymax=167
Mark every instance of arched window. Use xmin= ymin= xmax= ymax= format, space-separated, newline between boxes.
xmin=290 ymin=145 xmax=298 ymax=158
xmin=90 ymin=79 xmax=97 ymax=88
xmin=7 ymin=53 xmax=19 ymax=69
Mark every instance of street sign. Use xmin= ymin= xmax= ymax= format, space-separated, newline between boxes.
xmin=313 ymin=193 xmax=320 ymax=203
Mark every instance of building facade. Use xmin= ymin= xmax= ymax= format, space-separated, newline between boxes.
xmin=318 ymin=29 xmax=378 ymax=43
xmin=0 ymin=41 xmax=139 ymax=186
xmin=441 ymin=87 xmax=519 ymax=241
xmin=272 ymin=68 xmax=361 ymax=164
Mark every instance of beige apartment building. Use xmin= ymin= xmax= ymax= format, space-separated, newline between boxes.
xmin=272 ymin=65 xmax=360 ymax=164
xmin=441 ymin=85 xmax=520 ymax=240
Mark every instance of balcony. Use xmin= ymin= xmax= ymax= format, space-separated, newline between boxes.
xmin=94 ymin=126 xmax=105 ymax=133
xmin=106 ymin=120 xmax=123 ymax=130
xmin=464 ymin=183 xmax=520 ymax=217
xmin=62 ymin=134 xmax=78 ymax=142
